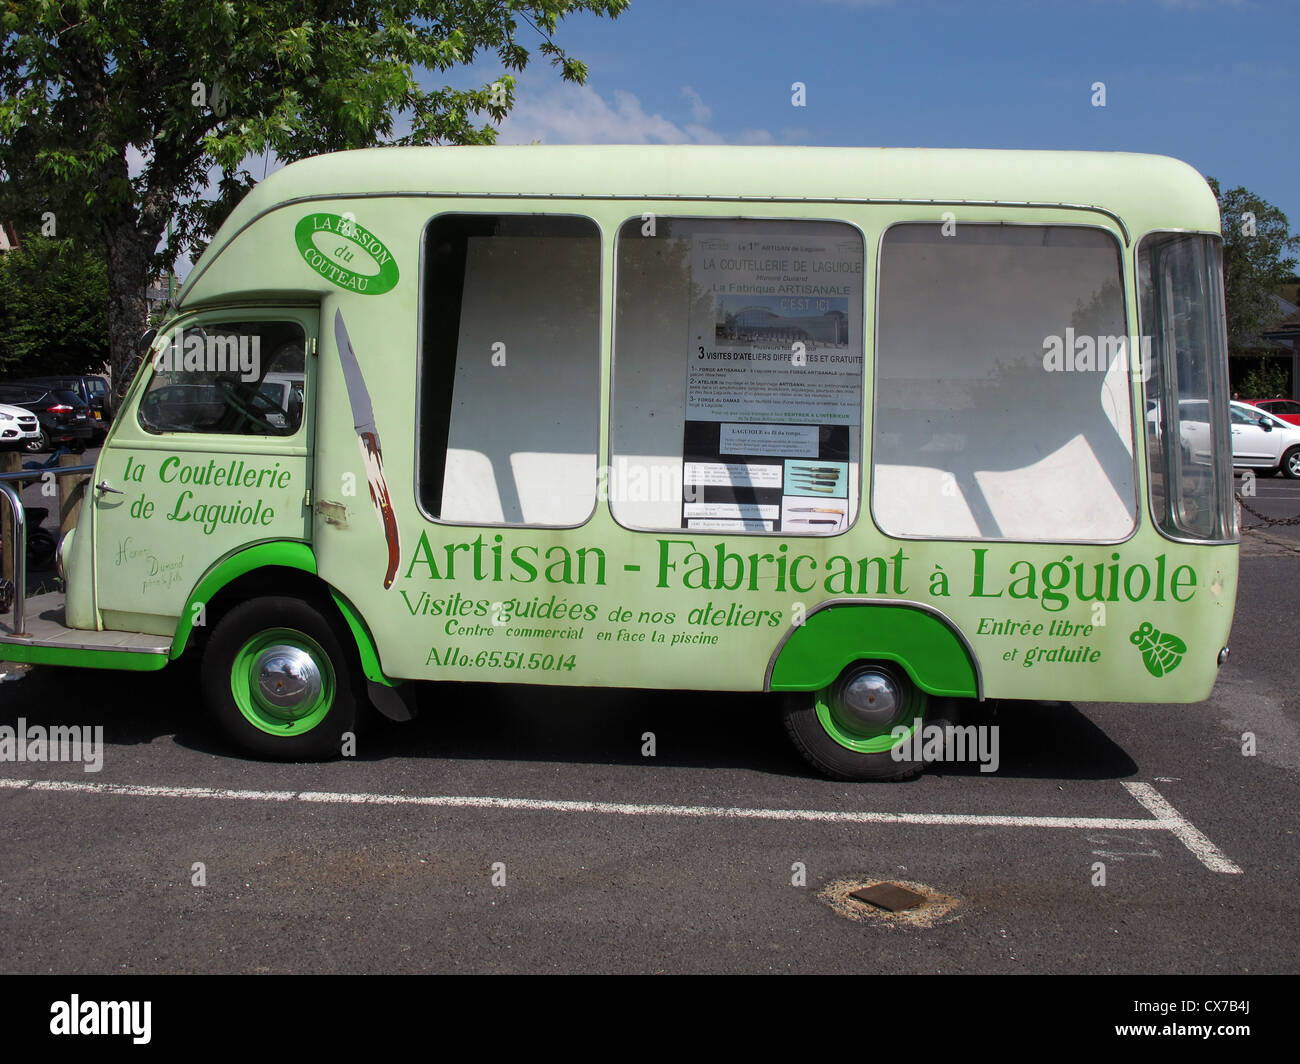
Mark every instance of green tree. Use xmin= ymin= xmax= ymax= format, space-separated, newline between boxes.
xmin=1208 ymin=178 xmax=1299 ymax=353
xmin=1239 ymin=359 xmax=1289 ymax=400
xmin=0 ymin=233 xmax=110 ymax=377
xmin=0 ymin=0 xmax=627 ymax=398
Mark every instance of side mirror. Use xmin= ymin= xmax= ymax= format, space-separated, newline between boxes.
xmin=1261 ymin=420 xmax=1273 ymax=432
xmin=137 ymin=328 xmax=157 ymax=354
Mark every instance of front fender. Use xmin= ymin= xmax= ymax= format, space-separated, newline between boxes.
xmin=170 ymin=540 xmax=317 ymax=657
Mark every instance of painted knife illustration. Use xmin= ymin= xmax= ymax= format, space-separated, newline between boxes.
xmin=334 ymin=309 xmax=401 ymax=589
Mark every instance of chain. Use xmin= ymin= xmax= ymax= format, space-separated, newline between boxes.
xmin=1236 ymin=491 xmax=1300 ymax=530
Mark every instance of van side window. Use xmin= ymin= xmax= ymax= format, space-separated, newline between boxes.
xmin=611 ymin=217 xmax=864 ymax=534
xmin=139 ymin=320 xmax=306 ymax=436
xmin=874 ymin=224 xmax=1135 ymax=541
xmin=419 ymin=214 xmax=601 ymax=526
xmin=1138 ymin=233 xmax=1233 ymax=541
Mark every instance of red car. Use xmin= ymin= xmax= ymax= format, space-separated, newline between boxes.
xmin=1241 ymin=398 xmax=1300 ymax=425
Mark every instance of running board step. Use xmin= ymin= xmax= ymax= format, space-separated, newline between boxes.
xmin=0 ymin=592 xmax=170 ymax=670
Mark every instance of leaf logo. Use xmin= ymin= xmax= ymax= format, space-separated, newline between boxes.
xmin=1129 ymin=622 xmax=1186 ymax=678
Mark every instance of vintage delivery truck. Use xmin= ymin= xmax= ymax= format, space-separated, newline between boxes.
xmin=0 ymin=145 xmax=1238 ymax=779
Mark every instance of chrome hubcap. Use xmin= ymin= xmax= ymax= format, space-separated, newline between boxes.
xmin=253 ymin=644 xmax=323 ymax=710
xmin=835 ymin=667 xmax=905 ymax=729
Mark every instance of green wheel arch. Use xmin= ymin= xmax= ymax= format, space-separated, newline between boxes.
xmin=328 ymin=588 xmax=390 ymax=686
xmin=767 ymin=603 xmax=980 ymax=700
xmin=171 ymin=540 xmax=393 ymax=687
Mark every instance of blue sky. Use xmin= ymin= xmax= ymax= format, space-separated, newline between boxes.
xmin=463 ymin=0 xmax=1300 ymax=233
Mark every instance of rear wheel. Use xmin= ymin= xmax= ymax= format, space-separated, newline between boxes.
xmin=201 ymin=595 xmax=361 ymax=760
xmin=782 ymin=661 xmax=932 ymax=781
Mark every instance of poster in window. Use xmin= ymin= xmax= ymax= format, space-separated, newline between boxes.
xmin=681 ymin=230 xmax=863 ymax=532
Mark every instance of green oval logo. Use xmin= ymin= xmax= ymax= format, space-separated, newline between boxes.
xmin=294 ymin=213 xmax=400 ymax=295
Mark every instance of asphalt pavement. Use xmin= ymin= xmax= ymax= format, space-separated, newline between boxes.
xmin=0 ymin=456 xmax=1296 ymax=974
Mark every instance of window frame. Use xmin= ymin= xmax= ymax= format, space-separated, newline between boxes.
xmin=1136 ymin=229 xmax=1236 ymax=546
xmin=136 ymin=314 xmax=311 ymax=441
xmin=413 ymin=209 xmax=605 ymax=530
xmin=869 ymin=218 xmax=1141 ymax=545
xmin=608 ymin=211 xmax=869 ymax=538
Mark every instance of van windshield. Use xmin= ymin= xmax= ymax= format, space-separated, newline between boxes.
xmin=138 ymin=320 xmax=305 ymax=436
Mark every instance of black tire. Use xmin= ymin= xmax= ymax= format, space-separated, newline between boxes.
xmin=201 ymin=595 xmax=362 ymax=760
xmin=22 ymin=430 xmax=48 ymax=454
xmin=26 ymin=529 xmax=56 ymax=571
xmin=1279 ymin=446 xmax=1300 ymax=480
xmin=782 ymin=661 xmax=944 ymax=782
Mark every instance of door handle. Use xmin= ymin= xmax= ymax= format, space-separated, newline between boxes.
xmin=95 ymin=481 xmax=124 ymax=495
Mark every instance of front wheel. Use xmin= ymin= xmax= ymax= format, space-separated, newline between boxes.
xmin=201 ymin=595 xmax=361 ymax=760
xmin=1279 ymin=446 xmax=1300 ymax=480
xmin=22 ymin=430 xmax=48 ymax=454
xmin=26 ymin=528 xmax=56 ymax=571
xmin=782 ymin=661 xmax=933 ymax=781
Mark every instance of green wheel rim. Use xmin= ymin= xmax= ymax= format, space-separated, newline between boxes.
xmin=813 ymin=672 xmax=925 ymax=754
xmin=230 ymin=628 xmax=335 ymax=737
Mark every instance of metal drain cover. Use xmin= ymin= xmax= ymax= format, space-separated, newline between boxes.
xmin=850 ymin=882 xmax=927 ymax=912
xmin=819 ymin=877 xmax=962 ymax=927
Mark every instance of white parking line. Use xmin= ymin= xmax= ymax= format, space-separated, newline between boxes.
xmin=1121 ymin=782 xmax=1243 ymax=874
xmin=0 ymin=776 xmax=1241 ymax=873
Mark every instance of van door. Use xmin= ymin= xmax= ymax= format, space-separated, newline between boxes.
xmin=91 ymin=310 xmax=316 ymax=635
xmin=1229 ymin=404 xmax=1280 ymax=467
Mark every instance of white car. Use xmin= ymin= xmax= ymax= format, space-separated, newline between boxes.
xmin=1146 ymin=399 xmax=1300 ymax=478
xmin=257 ymin=372 xmax=306 ymax=432
xmin=1228 ymin=400 xmax=1300 ymax=478
xmin=1164 ymin=399 xmax=1300 ymax=479
xmin=0 ymin=401 xmax=41 ymax=451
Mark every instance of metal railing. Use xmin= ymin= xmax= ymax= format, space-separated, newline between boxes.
xmin=0 ymin=463 xmax=96 ymax=636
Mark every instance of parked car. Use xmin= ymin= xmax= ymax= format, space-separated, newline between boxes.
xmin=0 ymin=384 xmax=94 ymax=453
xmin=138 ymin=375 xmax=301 ymax=436
xmin=0 ymin=401 xmax=41 ymax=451
xmin=1240 ymin=397 xmax=1300 ymax=426
xmin=257 ymin=372 xmax=306 ymax=433
xmin=9 ymin=374 xmax=113 ymax=441
xmin=1228 ymin=400 xmax=1300 ymax=477
xmin=137 ymin=382 xmax=227 ymax=433
xmin=1147 ymin=399 xmax=1300 ymax=478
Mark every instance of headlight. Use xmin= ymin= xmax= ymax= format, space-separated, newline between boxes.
xmin=0 ymin=412 xmax=12 ymax=420
xmin=56 ymin=528 xmax=74 ymax=582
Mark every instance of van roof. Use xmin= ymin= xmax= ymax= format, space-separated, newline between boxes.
xmin=184 ymin=145 xmax=1221 ymax=303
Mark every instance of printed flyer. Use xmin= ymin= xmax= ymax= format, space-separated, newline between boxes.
xmin=682 ymin=231 xmax=863 ymax=532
